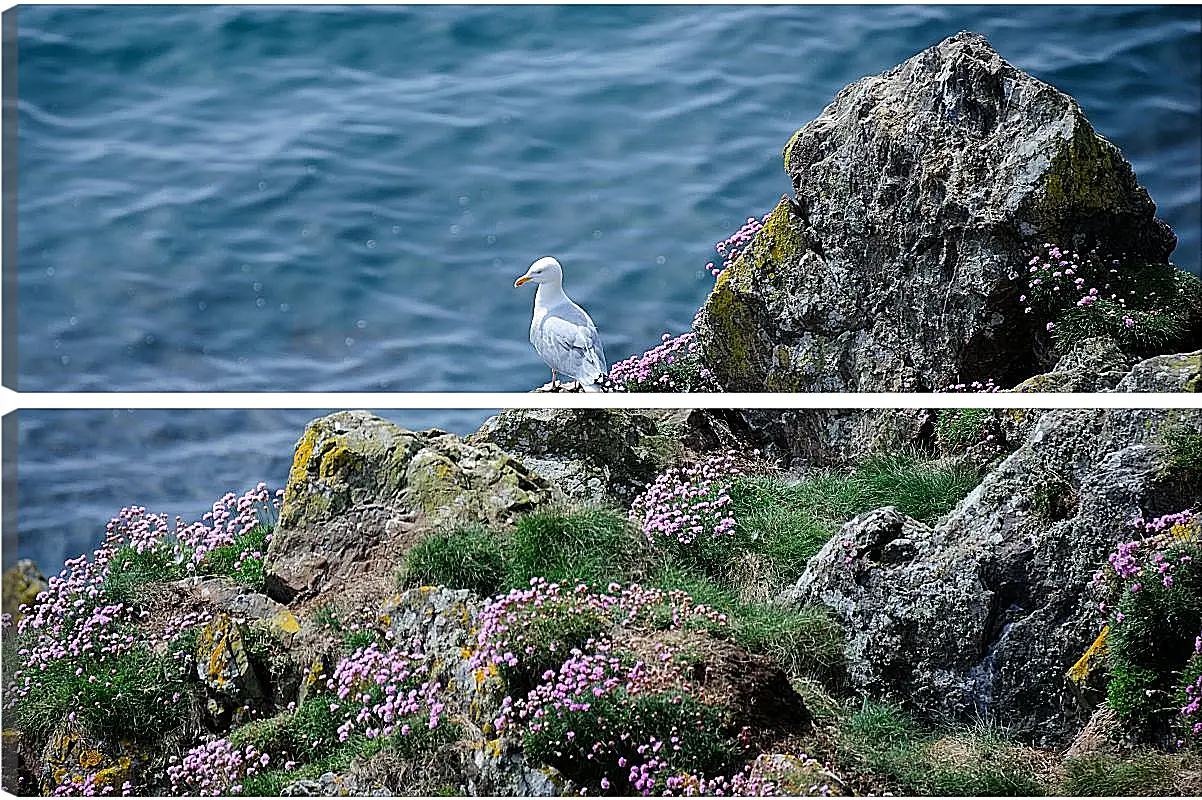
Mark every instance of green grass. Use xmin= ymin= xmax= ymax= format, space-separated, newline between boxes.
xmin=505 ymin=506 xmax=641 ymax=589
xmin=230 ymin=703 xmax=462 ymax=796
xmin=103 ymin=543 xmax=189 ymax=606
xmin=853 ymin=452 xmax=980 ymax=523
xmin=1160 ymin=424 xmax=1202 ymax=479
xmin=400 ymin=508 xmax=641 ymax=598
xmin=1061 ymin=752 xmax=1180 ymax=796
xmin=199 ymin=523 xmax=273 ymax=590
xmin=9 ymin=637 xmax=191 ymax=742
xmin=935 ymin=409 xmax=992 ymax=453
xmin=400 ymin=525 xmax=506 ymax=597
xmin=647 ymin=565 xmax=844 ymax=682
xmin=838 ymin=702 xmax=1045 ymax=796
xmin=719 ymin=454 xmax=977 ymax=591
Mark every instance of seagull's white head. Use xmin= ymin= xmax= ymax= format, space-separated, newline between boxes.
xmin=514 ymin=256 xmax=563 ymax=288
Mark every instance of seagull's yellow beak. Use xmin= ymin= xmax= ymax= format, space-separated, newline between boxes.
xmin=514 ymin=275 xmax=532 ymax=287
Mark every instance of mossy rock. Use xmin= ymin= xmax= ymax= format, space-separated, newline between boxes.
xmin=196 ymin=612 xmax=266 ymax=727
xmin=2 ymin=559 xmax=48 ymax=624
xmin=40 ymin=723 xmax=149 ymax=796
xmin=265 ymin=412 xmax=552 ymax=604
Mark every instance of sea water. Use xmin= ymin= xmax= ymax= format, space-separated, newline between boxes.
xmin=12 ymin=5 xmax=1201 ymax=572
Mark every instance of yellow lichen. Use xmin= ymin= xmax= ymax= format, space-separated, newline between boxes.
xmin=271 ymin=610 xmax=301 ymax=636
xmin=1067 ymin=624 xmax=1109 ymax=686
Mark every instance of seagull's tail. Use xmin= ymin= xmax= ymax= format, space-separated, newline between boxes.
xmin=579 ymin=360 xmax=611 ymax=392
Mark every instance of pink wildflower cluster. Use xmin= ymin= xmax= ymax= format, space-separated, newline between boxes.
xmin=474 ymin=581 xmax=738 ymax=795
xmin=1021 ymin=244 xmax=1139 ymax=333
xmin=471 ymin=579 xmax=726 ymax=676
xmin=1095 ymin=510 xmax=1198 ymax=612
xmin=607 ymin=332 xmax=721 ymax=393
xmin=167 ymin=738 xmax=271 ymax=796
xmin=935 ymin=378 xmax=1001 ymax=393
xmin=4 ymin=484 xmax=282 ymax=786
xmin=1183 ymin=673 xmax=1202 ymax=739
xmin=629 ymin=451 xmax=747 ymax=547
xmin=103 ymin=483 xmax=279 ymax=570
xmin=326 ymin=642 xmax=445 ymax=742
xmin=706 ymin=212 xmax=770 ymax=280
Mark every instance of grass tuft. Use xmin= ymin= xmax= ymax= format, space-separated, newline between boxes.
xmin=505 ymin=506 xmax=640 ymax=589
xmin=400 ymin=525 xmax=506 ymax=597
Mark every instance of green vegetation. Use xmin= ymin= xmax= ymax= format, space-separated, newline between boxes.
xmin=230 ymin=695 xmax=462 ymax=796
xmin=836 ymin=701 xmax=1046 ymax=796
xmin=723 ymin=452 xmax=978 ymax=587
xmin=525 ymin=692 xmax=735 ymax=793
xmin=199 ymin=523 xmax=273 ymax=590
xmin=505 ymin=506 xmax=642 ymax=588
xmin=1159 ymin=424 xmax=1202 ymax=480
xmin=648 ymin=564 xmax=844 ymax=684
xmin=103 ymin=543 xmax=188 ymax=606
xmin=1061 ymin=752 xmax=1184 ymax=796
xmin=1107 ymin=540 xmax=1202 ymax=727
xmin=8 ymin=637 xmax=191 ymax=742
xmin=401 ymin=525 xmax=506 ymax=597
xmin=934 ymin=408 xmax=993 ymax=453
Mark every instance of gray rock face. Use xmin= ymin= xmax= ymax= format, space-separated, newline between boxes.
xmin=471 ymin=409 xmax=689 ymax=505
xmin=696 ymin=31 xmax=1177 ymax=392
xmin=264 ymin=411 xmax=552 ymax=603
xmin=785 ymin=399 xmax=1202 ymax=745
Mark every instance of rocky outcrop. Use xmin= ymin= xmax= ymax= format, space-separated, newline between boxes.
xmin=786 ymin=393 xmax=1202 ymax=745
xmin=696 ymin=31 xmax=1181 ymax=392
xmin=264 ymin=411 xmax=552 ymax=604
xmin=471 ymin=409 xmax=690 ymax=505
xmin=2 ymin=560 xmax=48 ymax=624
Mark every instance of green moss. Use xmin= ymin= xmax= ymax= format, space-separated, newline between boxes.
xmin=1038 ymin=119 xmax=1126 ymax=230
xmin=698 ymin=196 xmax=808 ymax=391
xmin=783 ymin=127 xmax=806 ymax=174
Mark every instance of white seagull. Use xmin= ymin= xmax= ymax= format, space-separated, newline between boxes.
xmin=514 ymin=256 xmax=608 ymax=391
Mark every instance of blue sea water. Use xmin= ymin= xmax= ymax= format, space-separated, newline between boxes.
xmin=10 ymin=5 xmax=1202 ymax=574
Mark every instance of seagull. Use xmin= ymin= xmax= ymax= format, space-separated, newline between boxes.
xmin=513 ymin=256 xmax=608 ymax=391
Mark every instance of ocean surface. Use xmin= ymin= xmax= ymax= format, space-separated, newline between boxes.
xmin=11 ymin=5 xmax=1202 ymax=574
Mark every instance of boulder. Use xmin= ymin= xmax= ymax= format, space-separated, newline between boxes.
xmin=1114 ymin=349 xmax=1201 ymax=393
xmin=2 ymin=559 xmax=48 ymax=624
xmin=1012 ymin=337 xmax=1138 ymax=393
xmin=785 ymin=400 xmax=1202 ymax=746
xmin=264 ymin=411 xmax=552 ymax=604
xmin=39 ymin=722 xmax=151 ymax=796
xmin=195 ymin=613 xmax=267 ymax=727
xmin=696 ymin=31 xmax=1179 ymax=392
xmin=381 ymin=587 xmax=506 ymax=732
xmin=470 ymin=409 xmax=689 ymax=505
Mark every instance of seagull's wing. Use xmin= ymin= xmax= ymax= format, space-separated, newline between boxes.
xmin=534 ymin=302 xmax=607 ymax=386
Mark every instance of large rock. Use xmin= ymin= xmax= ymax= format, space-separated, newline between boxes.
xmin=696 ymin=31 xmax=1179 ymax=392
xmin=470 ymin=409 xmax=689 ymax=505
xmin=785 ymin=395 xmax=1202 ymax=745
xmin=2 ymin=560 xmax=48 ymax=625
xmin=264 ymin=412 xmax=552 ymax=604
